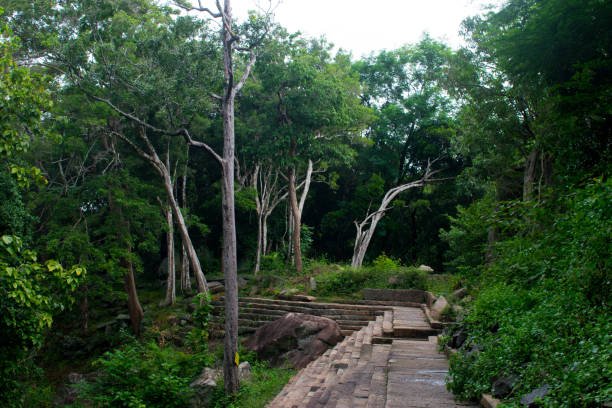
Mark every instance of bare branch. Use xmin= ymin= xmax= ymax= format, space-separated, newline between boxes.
xmin=234 ymin=51 xmax=257 ymax=93
xmin=182 ymin=129 xmax=223 ymax=164
xmin=174 ymin=1 xmax=222 ymax=18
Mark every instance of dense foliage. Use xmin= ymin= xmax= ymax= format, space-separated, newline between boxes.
xmin=0 ymin=0 xmax=609 ymax=406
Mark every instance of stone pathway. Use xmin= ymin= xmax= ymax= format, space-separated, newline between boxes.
xmin=267 ymin=306 xmax=476 ymax=408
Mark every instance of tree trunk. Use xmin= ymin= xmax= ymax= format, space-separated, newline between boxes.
xmin=288 ymin=166 xmax=303 ymax=273
xmin=351 ymin=163 xmax=435 ymax=268
xmin=220 ymin=0 xmax=242 ymax=393
xmin=161 ymin=168 xmax=208 ymax=294
xmin=255 ymin=211 xmax=263 ymax=274
xmin=180 ymin=165 xmax=192 ymax=294
xmin=114 ymin=127 xmax=208 ymax=294
xmin=109 ymin=190 xmax=144 ymax=337
xmin=161 ymin=203 xmax=176 ymax=306
xmin=124 ymin=255 xmax=144 ymax=336
xmin=523 ymin=148 xmax=539 ymax=201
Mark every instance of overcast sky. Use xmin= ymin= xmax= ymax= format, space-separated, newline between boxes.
xmin=231 ymin=0 xmax=503 ymax=58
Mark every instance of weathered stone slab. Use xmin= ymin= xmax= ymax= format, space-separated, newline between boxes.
xmin=363 ymin=288 xmax=430 ymax=303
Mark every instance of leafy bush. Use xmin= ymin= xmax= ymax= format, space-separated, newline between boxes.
xmin=185 ymin=293 xmax=213 ymax=353
xmin=315 ymin=255 xmax=428 ymax=297
xmin=77 ymin=341 xmax=208 ymax=408
xmin=446 ymin=180 xmax=612 ymax=406
xmin=0 ymin=235 xmax=84 ymax=406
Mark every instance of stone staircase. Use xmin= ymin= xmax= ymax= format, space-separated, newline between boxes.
xmin=210 ymin=297 xmax=392 ymax=337
xmin=266 ymin=306 xmax=476 ymax=408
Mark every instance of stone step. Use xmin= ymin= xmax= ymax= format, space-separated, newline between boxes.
xmin=382 ymin=310 xmax=394 ymax=336
xmin=216 ymin=296 xmax=391 ymax=312
xmin=212 ymin=303 xmax=382 ymax=320
xmin=385 ymin=339 xmax=478 ymax=408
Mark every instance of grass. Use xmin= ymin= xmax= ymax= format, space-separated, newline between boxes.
xmin=209 ymin=360 xmax=295 ymax=408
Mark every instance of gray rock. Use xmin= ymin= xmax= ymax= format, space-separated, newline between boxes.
xmin=208 ymin=281 xmax=225 ymax=294
xmin=430 ymin=296 xmax=449 ymax=320
xmin=115 ymin=314 xmax=130 ymax=321
xmin=309 ymin=277 xmax=317 ymax=291
xmin=189 ymin=367 xmax=220 ymax=407
xmin=492 ymin=375 xmax=518 ymax=399
xmin=238 ymin=361 xmax=252 ymax=381
xmin=418 ymin=264 xmax=434 ymax=273
xmin=520 ymin=384 xmax=549 ymax=407
xmin=452 ymin=287 xmax=468 ymax=300
xmin=451 ymin=329 xmax=468 ymax=349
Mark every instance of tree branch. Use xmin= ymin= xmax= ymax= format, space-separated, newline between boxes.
xmin=181 ymin=129 xmax=223 ymax=164
xmin=234 ymin=51 xmax=257 ymax=94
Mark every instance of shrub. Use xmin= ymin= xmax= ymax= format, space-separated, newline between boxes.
xmin=314 ymin=256 xmax=428 ymax=297
xmin=446 ymin=180 xmax=612 ymax=405
xmin=77 ymin=341 xmax=208 ymax=407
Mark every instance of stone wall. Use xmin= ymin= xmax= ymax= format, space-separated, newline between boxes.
xmin=362 ymin=288 xmax=435 ymax=306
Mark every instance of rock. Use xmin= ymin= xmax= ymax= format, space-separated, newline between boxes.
xmin=237 ymin=276 xmax=248 ymax=289
xmin=67 ymin=372 xmax=83 ymax=384
xmin=191 ymin=367 xmax=220 ymax=387
xmin=388 ymin=275 xmax=399 ymax=285
xmin=276 ymin=293 xmax=316 ymax=302
xmin=520 ymin=384 xmax=549 ymax=407
xmin=450 ymin=329 xmax=468 ymax=349
xmin=430 ymin=296 xmax=449 ymax=320
xmin=492 ymin=375 xmax=518 ymax=399
xmin=238 ymin=361 xmax=252 ymax=381
xmin=115 ymin=314 xmax=131 ymax=321
xmin=189 ymin=368 xmax=220 ymax=407
xmin=418 ymin=264 xmax=434 ymax=273
xmin=208 ymin=281 xmax=224 ymax=294
xmin=452 ymin=287 xmax=468 ymax=300
xmin=309 ymin=277 xmax=317 ymax=291
xmin=278 ymin=288 xmax=299 ymax=297
xmin=466 ymin=343 xmax=483 ymax=357
xmin=480 ymin=394 xmax=501 ymax=408
xmin=245 ymin=312 xmax=343 ymax=369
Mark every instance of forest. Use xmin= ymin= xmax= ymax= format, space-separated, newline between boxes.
xmin=0 ymin=0 xmax=610 ymax=407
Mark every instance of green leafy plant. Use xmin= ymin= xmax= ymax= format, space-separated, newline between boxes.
xmin=77 ymin=341 xmax=206 ymax=408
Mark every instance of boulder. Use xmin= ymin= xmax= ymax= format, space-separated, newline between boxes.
xmin=492 ymin=375 xmax=518 ymax=399
xmin=450 ymin=329 xmax=468 ymax=349
xmin=452 ymin=287 xmax=468 ymax=300
xmin=208 ymin=281 xmax=224 ymax=294
xmin=309 ymin=277 xmax=317 ymax=291
xmin=238 ymin=361 xmax=252 ymax=381
xmin=418 ymin=264 xmax=434 ymax=273
xmin=245 ymin=313 xmax=343 ymax=369
xmin=520 ymin=384 xmax=549 ymax=407
xmin=430 ymin=295 xmax=449 ymax=320
xmin=189 ymin=368 xmax=220 ymax=407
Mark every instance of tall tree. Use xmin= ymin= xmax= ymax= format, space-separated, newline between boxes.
xmin=176 ymin=0 xmax=269 ymax=393
xmin=248 ymin=31 xmax=369 ymax=272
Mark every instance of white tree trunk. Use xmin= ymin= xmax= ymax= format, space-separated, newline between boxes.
xmin=180 ymin=161 xmax=192 ymax=294
xmin=251 ymin=164 xmax=288 ymax=275
xmin=115 ymin=128 xmax=209 ymax=294
xmin=351 ymin=162 xmax=437 ymax=268
xmin=161 ymin=203 xmax=176 ymax=306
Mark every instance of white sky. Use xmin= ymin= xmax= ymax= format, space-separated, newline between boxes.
xmin=232 ymin=0 xmax=503 ymax=58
